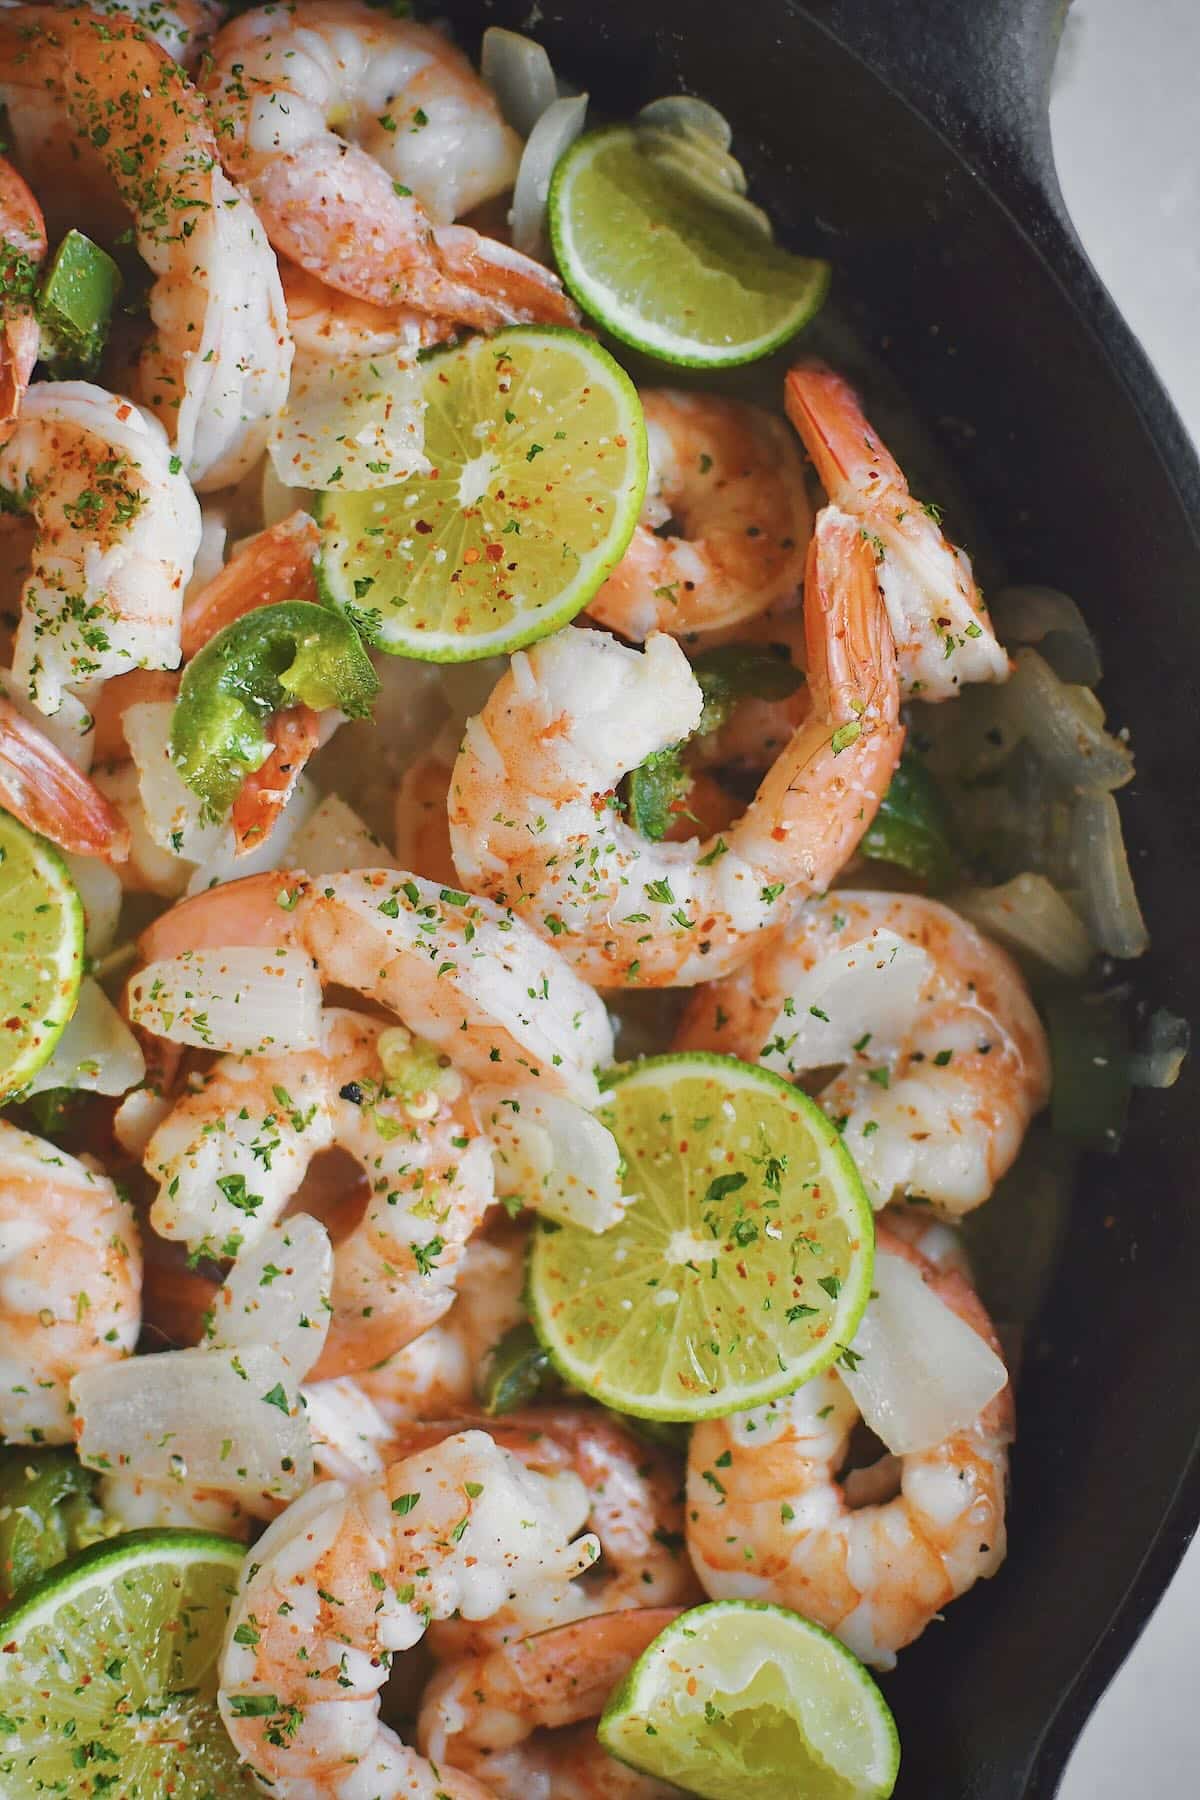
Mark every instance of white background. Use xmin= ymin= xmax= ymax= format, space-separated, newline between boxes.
xmin=1051 ymin=0 xmax=1198 ymax=1792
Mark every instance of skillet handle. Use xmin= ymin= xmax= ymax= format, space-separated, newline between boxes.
xmin=814 ymin=0 xmax=1073 ymax=225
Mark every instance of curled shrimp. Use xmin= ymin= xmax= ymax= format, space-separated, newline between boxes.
xmin=218 ymin=1429 xmax=599 ymax=1798
xmin=0 ymin=381 xmax=200 ymax=714
xmin=450 ymin=506 xmax=903 ymax=986
xmin=58 ymin=0 xmax=226 ymax=66
xmin=676 ymin=889 xmax=1050 ymax=1213
xmin=785 ymin=361 xmax=1009 ymax=699
xmin=0 ymin=694 xmax=131 ymax=859
xmin=589 ymin=392 xmax=811 ymax=642
xmin=180 ymin=511 xmax=319 ymax=658
xmin=0 ymin=1120 xmax=141 ymax=1443
xmin=204 ymin=0 xmax=577 ymax=330
xmin=686 ymin=1226 xmax=1013 ymax=1669
xmin=0 ymin=5 xmax=291 ymax=490
xmin=0 ymin=155 xmax=45 ymax=429
xmin=419 ymin=1610 xmax=683 ymax=1800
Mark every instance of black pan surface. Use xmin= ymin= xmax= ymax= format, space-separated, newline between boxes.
xmin=444 ymin=2 xmax=1200 ymax=1793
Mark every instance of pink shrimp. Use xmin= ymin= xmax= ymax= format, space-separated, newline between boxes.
xmin=0 ymin=695 xmax=130 ymax=860
xmin=0 ymin=155 xmax=45 ymax=429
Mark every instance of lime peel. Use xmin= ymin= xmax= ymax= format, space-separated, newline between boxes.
xmin=0 ymin=813 xmax=83 ymax=1101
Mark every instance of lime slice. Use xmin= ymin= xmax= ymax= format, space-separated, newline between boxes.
xmin=316 ymin=325 xmax=647 ymax=660
xmin=528 ymin=1054 xmax=873 ymax=1420
xmin=0 ymin=813 xmax=83 ymax=1101
xmin=549 ymin=127 xmax=831 ymax=367
xmin=0 ymin=1527 xmax=258 ymax=1798
xmin=599 ymin=1600 xmax=900 ymax=1799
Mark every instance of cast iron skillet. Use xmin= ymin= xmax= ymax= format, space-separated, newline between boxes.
xmin=444 ymin=1 xmax=1200 ymax=1793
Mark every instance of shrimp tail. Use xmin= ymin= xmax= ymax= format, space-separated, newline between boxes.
xmin=230 ymin=703 xmax=321 ymax=854
xmin=0 ymin=697 xmax=130 ymax=861
xmin=180 ymin=511 xmax=319 ymax=659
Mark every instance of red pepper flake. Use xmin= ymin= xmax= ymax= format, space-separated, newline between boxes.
xmin=463 ymin=547 xmax=480 ymax=565
xmin=485 ymin=543 xmax=503 ymax=563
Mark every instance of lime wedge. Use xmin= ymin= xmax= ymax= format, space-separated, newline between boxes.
xmin=0 ymin=813 xmax=83 ymax=1101
xmin=316 ymin=325 xmax=647 ymax=660
xmin=528 ymin=1054 xmax=873 ymax=1420
xmin=549 ymin=127 xmax=831 ymax=367
xmin=599 ymin=1600 xmax=900 ymax=1799
xmin=0 ymin=1528 xmax=258 ymax=1798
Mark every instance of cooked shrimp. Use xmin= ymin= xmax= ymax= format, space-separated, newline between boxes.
xmin=282 ymin=258 xmax=449 ymax=359
xmin=145 ymin=1007 xmax=495 ymax=1374
xmin=686 ymin=1227 xmax=1013 ymax=1668
xmin=204 ymin=0 xmax=577 ymax=329
xmin=0 ymin=156 xmax=45 ymax=429
xmin=52 ymin=0 xmax=225 ymax=65
xmin=228 ymin=702 xmax=321 ymax=853
xmin=785 ymin=361 xmax=1009 ymax=699
xmin=218 ymin=1429 xmax=600 ymax=1798
xmin=0 ymin=381 xmax=200 ymax=714
xmin=0 ymin=1120 xmax=141 ymax=1443
xmin=0 ymin=695 xmax=131 ymax=859
xmin=0 ymin=5 xmax=291 ymax=489
xmin=179 ymin=511 xmax=319 ymax=658
xmin=589 ymin=392 xmax=811 ymax=641
xmin=394 ymin=747 xmax=459 ymax=888
xmin=419 ymin=1610 xmax=683 ymax=1800
xmin=676 ymin=890 xmax=1050 ymax=1212
xmin=450 ymin=506 xmax=903 ymax=986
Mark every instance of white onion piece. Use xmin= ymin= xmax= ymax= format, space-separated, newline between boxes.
xmin=839 ymin=1251 xmax=1008 ymax=1456
xmin=127 ymin=947 xmax=323 ymax=1054
xmin=1130 ymin=1008 xmax=1190 ymax=1089
xmin=208 ymin=1214 xmax=333 ymax=1378
xmin=270 ymin=346 xmax=427 ymax=493
xmin=113 ymin=1086 xmax=174 ymax=1160
xmin=1004 ymin=648 xmax=1133 ymax=792
xmin=26 ymin=978 xmax=145 ymax=1098
xmin=185 ymin=511 xmax=229 ymax=603
xmin=473 ymin=1085 xmax=627 ymax=1232
xmin=758 ymin=931 xmax=932 ymax=1079
xmin=289 ymin=793 xmax=393 ymax=874
xmin=63 ymin=853 xmax=122 ymax=958
xmin=123 ymin=700 xmax=226 ymax=862
xmin=954 ymin=873 xmax=1093 ymax=977
xmin=638 ymin=94 xmax=733 ymax=150
xmin=1070 ymin=791 xmax=1149 ymax=959
xmin=481 ymin=25 xmax=558 ymax=135
xmin=0 ymin=668 xmax=95 ymax=770
xmin=92 ymin=764 xmax=193 ymax=900
xmin=510 ymin=93 xmax=587 ymax=255
xmin=71 ymin=1344 xmax=311 ymax=1509
xmin=185 ymin=776 xmax=318 ymax=897
xmin=992 ymin=585 xmax=1102 ymax=687
xmin=303 ymin=1375 xmax=391 ymax=1482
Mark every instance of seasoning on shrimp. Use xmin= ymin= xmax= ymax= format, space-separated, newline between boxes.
xmin=0 ymin=155 xmax=45 ymax=429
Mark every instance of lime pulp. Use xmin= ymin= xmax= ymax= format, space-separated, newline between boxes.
xmin=0 ymin=812 xmax=83 ymax=1101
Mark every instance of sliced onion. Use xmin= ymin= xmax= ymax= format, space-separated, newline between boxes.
xmin=839 ymin=1250 xmax=1008 ymax=1456
xmin=637 ymin=94 xmax=733 ymax=151
xmin=26 ymin=978 xmax=145 ymax=1098
xmin=1070 ymin=791 xmax=1149 ymax=959
xmin=63 ymin=853 xmax=122 ymax=958
xmin=472 ymin=1085 xmax=627 ymax=1232
xmin=510 ymin=94 xmax=587 ymax=256
xmin=758 ymin=931 xmax=932 ymax=1079
xmin=954 ymin=873 xmax=1094 ymax=978
xmin=113 ymin=1085 xmax=174 ymax=1160
xmin=289 ymin=793 xmax=393 ymax=874
xmin=185 ymin=511 xmax=229 ymax=603
xmin=481 ymin=25 xmax=558 ymax=135
xmin=122 ymin=700 xmax=226 ymax=863
xmin=92 ymin=763 xmax=193 ymax=899
xmin=1129 ymin=1008 xmax=1190 ymax=1088
xmin=71 ymin=1344 xmax=312 ymax=1509
xmin=270 ymin=346 xmax=428 ymax=493
xmin=127 ymin=947 xmax=323 ymax=1054
xmin=185 ymin=776 xmax=318 ymax=897
xmin=1004 ymin=648 xmax=1133 ymax=792
xmin=992 ymin=585 xmax=1102 ymax=687
xmin=208 ymin=1214 xmax=333 ymax=1378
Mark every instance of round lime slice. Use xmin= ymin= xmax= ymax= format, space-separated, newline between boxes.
xmin=316 ymin=324 xmax=647 ymax=660
xmin=549 ymin=126 xmax=831 ymax=367
xmin=528 ymin=1053 xmax=873 ymax=1420
xmin=0 ymin=1528 xmax=257 ymax=1798
xmin=0 ymin=813 xmax=83 ymax=1101
xmin=598 ymin=1600 xmax=900 ymax=1799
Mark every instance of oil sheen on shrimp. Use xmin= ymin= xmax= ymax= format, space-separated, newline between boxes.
xmin=676 ymin=889 xmax=1051 ymax=1213
xmin=205 ymin=0 xmax=577 ymax=330
xmin=0 ymin=5 xmax=291 ymax=489
xmin=218 ymin=1429 xmax=599 ymax=1798
xmin=686 ymin=1227 xmax=1013 ymax=1668
xmin=450 ymin=505 xmax=903 ymax=985
xmin=589 ymin=391 xmax=811 ymax=641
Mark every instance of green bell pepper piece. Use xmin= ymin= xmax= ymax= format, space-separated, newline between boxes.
xmin=862 ymin=746 xmax=959 ymax=890
xmin=171 ymin=600 xmax=379 ymax=816
xmin=34 ymin=231 xmax=121 ymax=379
xmin=0 ymin=1447 xmax=104 ymax=1607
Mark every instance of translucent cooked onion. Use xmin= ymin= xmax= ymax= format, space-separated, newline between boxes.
xmin=208 ymin=1215 xmax=333 ymax=1378
xmin=93 ymin=763 xmax=193 ymax=899
xmin=992 ymin=585 xmax=1102 ymax=687
xmin=122 ymin=699 xmax=225 ymax=863
xmin=127 ymin=946 xmax=323 ymax=1054
xmin=1003 ymin=648 xmax=1133 ymax=793
xmin=289 ymin=793 xmax=392 ymax=873
xmin=1129 ymin=1008 xmax=1190 ymax=1089
xmin=26 ymin=978 xmax=145 ymax=1098
xmin=510 ymin=94 xmax=587 ymax=256
xmin=71 ymin=1344 xmax=312 ymax=1508
xmin=473 ymin=1085 xmax=628 ymax=1232
xmin=954 ymin=873 xmax=1094 ymax=977
xmin=481 ymin=25 xmax=558 ymax=135
xmin=269 ymin=346 xmax=428 ymax=493
xmin=839 ymin=1251 xmax=1008 ymax=1456
xmin=1070 ymin=791 xmax=1149 ymax=959
xmin=757 ymin=931 xmax=932 ymax=1079
xmin=64 ymin=853 xmax=122 ymax=958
